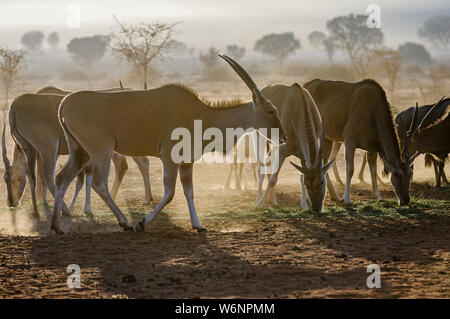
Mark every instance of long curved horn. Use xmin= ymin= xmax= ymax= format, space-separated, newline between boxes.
xmin=416 ymin=96 xmax=445 ymax=133
xmin=218 ymin=54 xmax=267 ymax=103
xmin=2 ymin=124 xmax=10 ymax=169
xmin=408 ymin=151 xmax=420 ymax=164
xmin=407 ymin=102 xmax=419 ymax=136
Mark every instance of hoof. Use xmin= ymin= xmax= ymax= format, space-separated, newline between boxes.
xmin=50 ymin=224 xmax=64 ymax=235
xmin=121 ymin=224 xmax=134 ymax=232
xmin=194 ymin=226 xmax=207 ymax=233
xmin=84 ymin=210 xmax=94 ymax=219
xmin=134 ymin=221 xmax=145 ymax=232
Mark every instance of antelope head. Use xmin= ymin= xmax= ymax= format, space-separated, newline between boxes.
xmin=390 ymin=97 xmax=444 ymax=206
xmin=2 ymin=124 xmax=26 ymax=208
xmin=289 ymin=91 xmax=334 ymax=212
xmin=219 ymin=55 xmax=287 ymax=144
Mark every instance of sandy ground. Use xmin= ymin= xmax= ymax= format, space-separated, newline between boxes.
xmin=0 ymin=150 xmax=449 ymax=299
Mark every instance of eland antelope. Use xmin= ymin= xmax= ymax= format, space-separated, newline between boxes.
xmin=50 ymin=55 xmax=287 ymax=234
xmin=2 ymin=90 xmax=152 ymax=218
xmin=304 ymin=79 xmax=413 ymax=205
xmin=395 ymin=97 xmax=450 ymax=187
xmin=254 ymin=83 xmax=337 ymax=212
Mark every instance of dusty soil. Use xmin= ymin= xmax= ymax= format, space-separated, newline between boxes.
xmin=0 ymin=152 xmax=449 ymax=298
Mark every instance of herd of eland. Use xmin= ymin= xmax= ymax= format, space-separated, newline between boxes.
xmin=1 ymin=55 xmax=449 ymax=234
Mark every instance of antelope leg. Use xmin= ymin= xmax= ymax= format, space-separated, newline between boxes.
xmin=300 ymin=174 xmax=309 ymax=210
xmin=90 ymin=154 xmax=132 ymax=231
xmin=367 ymin=151 xmax=382 ymax=200
xmin=237 ymin=163 xmax=244 ymax=190
xmin=323 ymin=139 xmax=343 ymax=202
xmin=133 ymin=156 xmax=153 ymax=204
xmin=23 ymin=148 xmax=39 ymax=218
xmin=180 ymin=163 xmax=206 ymax=231
xmin=330 ymin=142 xmax=344 ymax=186
xmin=136 ymin=159 xmax=179 ymax=232
xmin=84 ymin=164 xmax=94 ymax=218
xmin=69 ymin=168 xmax=85 ymax=213
xmin=358 ymin=152 xmax=367 ymax=184
xmin=256 ymin=146 xmax=286 ymax=207
xmin=432 ymin=158 xmax=440 ymax=187
xmin=343 ymin=140 xmax=356 ymax=204
xmin=110 ymin=153 xmax=128 ymax=201
xmin=224 ymin=163 xmax=234 ymax=189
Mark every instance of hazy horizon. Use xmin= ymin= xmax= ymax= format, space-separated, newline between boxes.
xmin=1 ymin=0 xmax=449 ymax=52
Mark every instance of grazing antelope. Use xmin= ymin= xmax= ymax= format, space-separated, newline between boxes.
xmin=395 ymin=97 xmax=450 ymax=187
xmin=1 ymin=91 xmax=152 ymax=218
xmin=51 ymin=55 xmax=287 ymax=234
xmin=304 ymin=79 xmax=413 ymax=205
xmin=254 ymin=83 xmax=337 ymax=212
xmin=224 ymin=132 xmax=258 ymax=190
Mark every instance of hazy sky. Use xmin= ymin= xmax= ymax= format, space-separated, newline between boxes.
xmin=0 ymin=0 xmax=449 ymax=50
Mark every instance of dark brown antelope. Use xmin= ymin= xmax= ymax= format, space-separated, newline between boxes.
xmin=395 ymin=97 xmax=450 ymax=187
xmin=51 ymin=55 xmax=287 ymax=234
xmin=2 ymin=91 xmax=152 ymax=218
xmin=304 ymin=79 xmax=413 ymax=205
xmin=255 ymin=83 xmax=338 ymax=212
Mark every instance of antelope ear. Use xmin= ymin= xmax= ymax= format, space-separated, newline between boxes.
xmin=290 ymin=161 xmax=308 ymax=175
xmin=252 ymin=89 xmax=261 ymax=105
xmin=321 ymin=158 xmax=335 ymax=173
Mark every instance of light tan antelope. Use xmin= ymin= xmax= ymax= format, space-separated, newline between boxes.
xmin=254 ymin=83 xmax=337 ymax=212
xmin=304 ymin=79 xmax=413 ymax=205
xmin=224 ymin=132 xmax=258 ymax=190
xmin=51 ymin=55 xmax=287 ymax=234
xmin=2 ymin=91 xmax=152 ymax=218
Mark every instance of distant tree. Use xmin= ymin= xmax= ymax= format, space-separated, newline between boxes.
xmin=168 ymin=40 xmax=188 ymax=54
xmin=67 ymin=35 xmax=110 ymax=66
xmin=308 ymin=31 xmax=326 ymax=49
xmin=327 ymin=13 xmax=383 ymax=77
xmin=254 ymin=32 xmax=300 ymax=65
xmin=226 ymin=45 xmax=246 ymax=60
xmin=398 ymin=42 xmax=431 ymax=66
xmin=199 ymin=47 xmax=220 ymax=68
xmin=0 ymin=47 xmax=26 ymax=126
xmin=374 ymin=48 xmax=402 ymax=100
xmin=323 ymin=37 xmax=336 ymax=63
xmin=21 ymin=31 xmax=45 ymax=51
xmin=109 ymin=17 xmax=178 ymax=84
xmin=418 ymin=16 xmax=450 ymax=49
xmin=47 ymin=32 xmax=60 ymax=49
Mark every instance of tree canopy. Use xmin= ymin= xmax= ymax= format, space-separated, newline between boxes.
xmin=254 ymin=32 xmax=300 ymax=64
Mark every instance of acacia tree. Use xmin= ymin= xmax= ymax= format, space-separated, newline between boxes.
xmin=21 ymin=31 xmax=44 ymax=52
xmin=47 ymin=32 xmax=60 ymax=49
xmin=67 ymin=35 xmax=110 ymax=67
xmin=109 ymin=17 xmax=178 ymax=84
xmin=374 ymin=48 xmax=402 ymax=100
xmin=308 ymin=31 xmax=326 ymax=49
xmin=254 ymin=32 xmax=300 ymax=65
xmin=226 ymin=44 xmax=246 ymax=60
xmin=0 ymin=48 xmax=26 ymax=126
xmin=199 ymin=47 xmax=219 ymax=68
xmin=418 ymin=16 xmax=450 ymax=49
xmin=327 ymin=14 xmax=383 ymax=78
